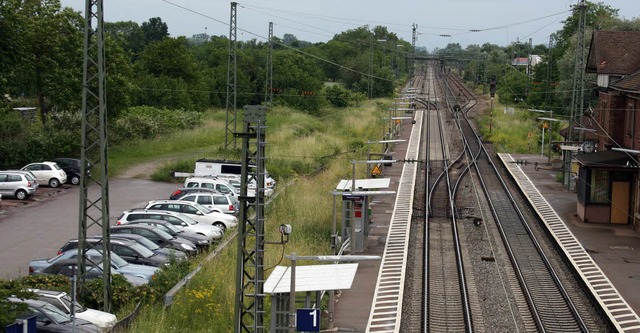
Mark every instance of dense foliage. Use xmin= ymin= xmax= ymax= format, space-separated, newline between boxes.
xmin=434 ymin=2 xmax=639 ymax=119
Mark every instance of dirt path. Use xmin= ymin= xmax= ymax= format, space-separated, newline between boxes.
xmin=116 ymin=159 xmax=169 ymax=179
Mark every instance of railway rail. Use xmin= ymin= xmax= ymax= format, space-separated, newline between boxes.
xmin=365 ymin=61 xmax=622 ymax=332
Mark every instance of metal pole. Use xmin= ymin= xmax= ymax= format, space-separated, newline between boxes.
xmin=548 ymin=111 xmax=553 ymax=164
xmin=289 ymin=253 xmax=296 ymax=333
xmin=541 ymin=123 xmax=545 ymax=156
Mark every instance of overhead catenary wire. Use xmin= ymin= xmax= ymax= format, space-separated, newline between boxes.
xmin=160 ymin=0 xmax=397 ymax=85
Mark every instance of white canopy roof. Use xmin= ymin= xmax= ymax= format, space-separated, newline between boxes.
xmin=264 ymin=263 xmax=358 ymax=294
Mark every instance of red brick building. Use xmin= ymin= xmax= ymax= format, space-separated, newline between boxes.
xmin=574 ymin=30 xmax=640 ymax=226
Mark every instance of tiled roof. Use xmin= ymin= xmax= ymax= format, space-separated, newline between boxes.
xmin=610 ymin=70 xmax=640 ymax=92
xmin=586 ymin=31 xmax=640 ymax=75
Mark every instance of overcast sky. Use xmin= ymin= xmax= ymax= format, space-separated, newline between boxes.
xmin=61 ymin=0 xmax=639 ymax=51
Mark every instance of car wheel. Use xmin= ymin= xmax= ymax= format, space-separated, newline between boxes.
xmin=49 ymin=178 xmax=60 ymax=188
xmin=15 ymin=189 xmax=27 ymax=200
xmin=213 ymin=222 xmax=226 ymax=233
xmin=70 ymin=175 xmax=80 ymax=185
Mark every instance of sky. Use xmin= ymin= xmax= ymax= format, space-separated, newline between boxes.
xmin=61 ymin=0 xmax=639 ymax=51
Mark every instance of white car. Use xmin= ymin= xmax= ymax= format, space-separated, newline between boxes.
xmin=30 ymin=289 xmax=117 ymax=332
xmin=116 ymin=209 xmax=224 ymax=241
xmin=144 ymin=200 xmax=238 ymax=232
xmin=21 ymin=161 xmax=67 ymax=188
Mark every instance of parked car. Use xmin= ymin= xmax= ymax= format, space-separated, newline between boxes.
xmin=169 ymin=187 xmax=220 ymax=200
xmin=120 ymin=219 xmax=211 ymax=251
xmin=110 ymin=224 xmax=197 ymax=256
xmin=57 ymin=238 xmax=172 ymax=267
xmin=37 ymin=259 xmax=148 ymax=286
xmin=107 ymin=233 xmax=188 ymax=261
xmin=116 ymin=209 xmax=223 ymax=241
xmin=29 ymin=289 xmax=117 ymax=332
xmin=21 ymin=161 xmax=67 ymax=188
xmin=29 ymin=249 xmax=159 ymax=283
xmin=51 ymin=158 xmax=90 ymax=185
xmin=183 ymin=176 xmax=240 ymax=197
xmin=9 ymin=297 xmax=100 ymax=332
xmin=144 ymin=200 xmax=238 ymax=232
xmin=175 ymin=191 xmax=239 ymax=216
xmin=0 ymin=170 xmax=38 ymax=200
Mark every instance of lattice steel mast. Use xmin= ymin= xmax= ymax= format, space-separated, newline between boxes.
xmin=225 ymin=2 xmax=238 ymax=150
xmin=265 ymin=22 xmax=273 ymax=108
xmin=234 ymin=106 xmax=268 ymax=333
xmin=79 ymin=0 xmax=111 ymax=311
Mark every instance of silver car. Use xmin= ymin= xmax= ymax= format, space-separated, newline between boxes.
xmin=0 ymin=170 xmax=38 ymax=200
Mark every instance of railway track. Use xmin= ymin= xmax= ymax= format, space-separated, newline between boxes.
xmin=369 ymin=61 xmax=612 ymax=332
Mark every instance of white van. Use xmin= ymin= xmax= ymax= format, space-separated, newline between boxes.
xmin=184 ymin=176 xmax=274 ymax=197
xmin=194 ymin=159 xmax=276 ymax=189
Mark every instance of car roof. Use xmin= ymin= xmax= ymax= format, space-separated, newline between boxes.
xmin=126 ymin=208 xmax=175 ymax=215
xmin=28 ymin=289 xmax=65 ymax=297
xmin=8 ymin=297 xmax=50 ymax=308
xmin=148 ymin=199 xmax=195 ymax=205
xmin=111 ymin=224 xmax=158 ymax=231
xmin=128 ymin=219 xmax=172 ymax=225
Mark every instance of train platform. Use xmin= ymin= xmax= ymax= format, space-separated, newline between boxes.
xmin=330 ymin=150 xmax=640 ymax=332
xmin=505 ymin=153 xmax=640 ymax=318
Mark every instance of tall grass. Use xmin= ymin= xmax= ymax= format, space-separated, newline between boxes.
xmin=108 ymin=113 xmax=228 ymax=176
xmin=124 ymin=100 xmax=391 ymax=332
xmin=475 ymin=99 xmax=564 ymax=155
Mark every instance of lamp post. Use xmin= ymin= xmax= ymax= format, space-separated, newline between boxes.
xmin=529 ymin=109 xmax=555 ymax=164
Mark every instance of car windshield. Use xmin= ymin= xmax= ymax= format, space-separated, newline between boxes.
xmin=47 ymin=252 xmax=65 ymax=263
xmin=130 ymin=242 xmax=154 ymax=257
xmin=162 ymin=223 xmax=182 ymax=233
xmin=109 ymin=252 xmax=129 ymax=268
xmin=192 ymin=202 xmax=212 ymax=213
xmin=60 ymin=294 xmax=86 ymax=313
xmin=175 ymin=212 xmax=197 ymax=225
xmin=135 ymin=237 xmax=160 ymax=250
xmin=40 ymin=302 xmax=72 ymax=324
xmin=154 ymin=228 xmax=174 ymax=241
xmin=154 ymin=224 xmax=176 ymax=236
xmin=53 ymin=164 xmax=62 ymax=170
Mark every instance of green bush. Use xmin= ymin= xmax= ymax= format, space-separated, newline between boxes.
xmin=110 ymin=106 xmax=203 ymax=142
xmin=151 ymin=158 xmax=197 ymax=182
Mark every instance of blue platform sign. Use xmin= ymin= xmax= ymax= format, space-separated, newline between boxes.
xmin=296 ymin=308 xmax=320 ymax=332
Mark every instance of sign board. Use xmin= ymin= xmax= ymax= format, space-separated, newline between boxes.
xmin=371 ymin=164 xmax=382 ymax=176
xmin=296 ymin=308 xmax=320 ymax=332
xmin=342 ymin=195 xmax=364 ymax=201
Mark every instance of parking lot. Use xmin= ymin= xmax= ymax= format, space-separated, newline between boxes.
xmin=0 ymin=178 xmax=179 ymax=280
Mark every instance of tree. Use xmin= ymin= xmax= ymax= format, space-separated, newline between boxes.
xmin=142 ymin=17 xmax=169 ymax=45
xmin=105 ymin=21 xmax=145 ymax=60
xmin=4 ymin=0 xmax=84 ymax=121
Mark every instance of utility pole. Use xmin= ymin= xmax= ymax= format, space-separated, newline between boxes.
xmin=545 ymin=35 xmax=554 ymax=106
xmin=570 ymin=0 xmax=587 ymax=142
xmin=225 ymin=2 xmax=238 ymax=150
xmin=567 ymin=0 xmax=587 ymax=189
xmin=368 ymin=33 xmax=373 ymax=99
xmin=79 ymin=0 xmax=111 ymax=311
xmin=264 ymin=22 xmax=273 ymax=108
xmin=234 ymin=106 xmax=268 ymax=333
xmin=411 ymin=23 xmax=417 ymax=77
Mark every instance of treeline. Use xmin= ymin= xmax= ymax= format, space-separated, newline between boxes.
xmin=434 ymin=2 xmax=640 ymax=118
xmin=1 ymin=0 xmax=638 ymax=169
xmin=0 ymin=1 xmax=410 ymax=168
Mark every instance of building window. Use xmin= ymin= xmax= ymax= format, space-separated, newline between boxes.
xmin=590 ymin=170 xmax=609 ymax=203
